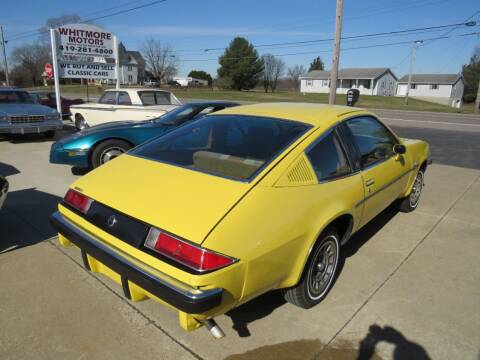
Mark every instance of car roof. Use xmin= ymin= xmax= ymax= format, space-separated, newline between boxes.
xmin=215 ymin=102 xmax=370 ymax=128
xmin=186 ymin=100 xmax=239 ymax=106
xmin=103 ymin=88 xmax=172 ymax=93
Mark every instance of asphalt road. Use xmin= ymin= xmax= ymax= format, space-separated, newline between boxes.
xmin=372 ymin=109 xmax=480 ymax=170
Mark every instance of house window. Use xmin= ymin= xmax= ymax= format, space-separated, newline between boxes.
xmin=306 ymin=80 xmax=313 ymax=86
xmin=322 ymin=80 xmax=329 ymax=87
xmin=343 ymin=79 xmax=354 ymax=88
xmin=430 ymin=84 xmax=438 ymax=90
xmin=358 ymin=79 xmax=371 ymax=89
xmin=128 ymin=75 xmax=133 ymax=82
xmin=410 ymin=84 xmax=417 ymax=89
xmin=127 ymin=65 xmax=132 ymax=71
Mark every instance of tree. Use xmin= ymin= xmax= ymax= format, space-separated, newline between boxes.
xmin=188 ymin=70 xmax=213 ymax=86
xmin=308 ymin=56 xmax=325 ymax=71
xmin=462 ymin=47 xmax=480 ymax=103
xmin=287 ymin=64 xmax=306 ymax=90
xmin=39 ymin=14 xmax=81 ymax=44
xmin=141 ymin=38 xmax=179 ymax=83
xmin=10 ymin=43 xmax=50 ymax=86
xmin=217 ymin=37 xmax=264 ymax=91
xmin=261 ymin=54 xmax=285 ymax=92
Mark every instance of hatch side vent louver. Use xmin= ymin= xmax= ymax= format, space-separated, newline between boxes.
xmin=287 ymin=157 xmax=315 ymax=183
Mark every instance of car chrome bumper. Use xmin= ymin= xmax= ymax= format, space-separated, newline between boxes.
xmin=50 ymin=211 xmax=223 ymax=313
xmin=0 ymin=121 xmax=63 ymax=134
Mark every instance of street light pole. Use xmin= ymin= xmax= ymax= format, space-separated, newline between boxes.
xmin=329 ymin=0 xmax=343 ymax=105
xmin=405 ymin=40 xmax=423 ymax=106
xmin=0 ymin=26 xmax=10 ymax=86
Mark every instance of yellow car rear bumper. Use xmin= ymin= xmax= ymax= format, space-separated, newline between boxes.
xmin=50 ymin=211 xmax=227 ymax=330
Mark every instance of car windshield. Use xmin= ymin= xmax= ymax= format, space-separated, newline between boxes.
xmin=132 ymin=114 xmax=312 ymax=181
xmin=155 ymin=104 xmax=199 ymax=125
xmin=0 ymin=91 xmax=34 ymax=104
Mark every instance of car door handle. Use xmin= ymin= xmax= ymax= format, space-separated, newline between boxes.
xmin=365 ymin=179 xmax=375 ymax=186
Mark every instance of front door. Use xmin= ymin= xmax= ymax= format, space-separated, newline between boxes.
xmin=343 ymin=116 xmax=409 ymax=227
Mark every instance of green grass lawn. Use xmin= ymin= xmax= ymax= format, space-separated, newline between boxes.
xmin=26 ymin=84 xmax=474 ymax=113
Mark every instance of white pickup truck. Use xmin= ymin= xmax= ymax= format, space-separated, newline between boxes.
xmin=70 ymin=88 xmax=182 ymax=130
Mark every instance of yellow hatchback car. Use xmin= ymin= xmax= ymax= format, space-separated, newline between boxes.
xmin=51 ymin=103 xmax=430 ymax=337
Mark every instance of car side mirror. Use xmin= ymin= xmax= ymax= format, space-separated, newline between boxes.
xmin=393 ymin=144 xmax=406 ymax=155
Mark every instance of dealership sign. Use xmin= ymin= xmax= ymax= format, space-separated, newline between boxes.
xmin=56 ymin=23 xmax=115 ymax=61
xmin=58 ymin=63 xmax=116 ymax=79
xmin=49 ymin=23 xmax=120 ymax=114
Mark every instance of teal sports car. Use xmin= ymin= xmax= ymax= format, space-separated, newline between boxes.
xmin=50 ymin=101 xmax=239 ymax=169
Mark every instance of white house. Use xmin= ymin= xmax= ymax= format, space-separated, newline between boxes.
xmin=300 ymin=68 xmax=398 ymax=96
xmin=396 ymin=74 xmax=464 ymax=107
xmin=97 ymin=44 xmax=146 ymax=85
xmin=173 ymin=77 xmax=209 ymax=87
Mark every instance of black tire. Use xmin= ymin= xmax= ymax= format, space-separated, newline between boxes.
xmin=75 ymin=114 xmax=88 ymax=131
xmin=398 ymin=169 xmax=424 ymax=213
xmin=91 ymin=139 xmax=132 ymax=168
xmin=282 ymin=229 xmax=340 ymax=308
xmin=44 ymin=130 xmax=56 ymax=138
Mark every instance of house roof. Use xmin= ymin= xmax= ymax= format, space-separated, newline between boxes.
xmin=301 ymin=68 xmax=396 ymax=80
xmin=126 ymin=51 xmax=145 ymax=67
xmin=397 ymin=74 xmax=462 ymax=84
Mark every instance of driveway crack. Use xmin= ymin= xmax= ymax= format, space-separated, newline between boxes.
xmin=322 ymin=173 xmax=480 ymax=351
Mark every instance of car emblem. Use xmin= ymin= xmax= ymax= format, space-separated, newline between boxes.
xmin=107 ymin=215 xmax=118 ymax=228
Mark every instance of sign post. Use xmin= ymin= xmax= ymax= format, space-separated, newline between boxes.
xmin=114 ymin=35 xmax=120 ymax=89
xmin=50 ymin=29 xmax=62 ymax=115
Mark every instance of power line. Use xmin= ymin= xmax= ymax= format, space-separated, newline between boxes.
xmin=422 ymin=9 xmax=480 ymax=47
xmin=174 ymin=26 xmax=479 ymax=56
xmin=172 ymin=21 xmax=476 ymax=54
xmin=6 ymin=0 xmax=168 ymax=43
xmin=177 ymin=32 xmax=480 ymax=62
xmin=5 ymin=0 xmax=150 ymax=40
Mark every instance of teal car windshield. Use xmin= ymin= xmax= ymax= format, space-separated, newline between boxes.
xmin=155 ymin=105 xmax=199 ymax=126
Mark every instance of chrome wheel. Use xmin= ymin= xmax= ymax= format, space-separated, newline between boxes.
xmin=409 ymin=171 xmax=424 ymax=208
xmin=307 ymin=236 xmax=339 ymax=300
xmin=75 ymin=115 xmax=88 ymax=130
xmin=99 ymin=147 xmax=126 ymax=164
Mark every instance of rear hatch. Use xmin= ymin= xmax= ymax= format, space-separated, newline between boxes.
xmin=69 ymin=154 xmax=253 ymax=245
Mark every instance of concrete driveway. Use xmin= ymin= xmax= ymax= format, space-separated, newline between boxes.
xmin=0 ymin=123 xmax=479 ymax=360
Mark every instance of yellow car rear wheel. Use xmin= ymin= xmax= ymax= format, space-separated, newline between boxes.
xmin=282 ymin=229 xmax=340 ymax=309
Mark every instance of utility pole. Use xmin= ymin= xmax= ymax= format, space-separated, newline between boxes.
xmin=329 ymin=0 xmax=343 ymax=105
xmin=405 ymin=40 xmax=423 ymax=105
xmin=475 ymin=78 xmax=480 ymax=114
xmin=0 ymin=26 xmax=10 ymax=86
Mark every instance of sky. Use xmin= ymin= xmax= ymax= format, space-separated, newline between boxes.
xmin=1 ymin=0 xmax=479 ymax=78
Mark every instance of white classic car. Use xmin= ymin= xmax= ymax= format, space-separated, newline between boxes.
xmin=70 ymin=88 xmax=182 ymax=130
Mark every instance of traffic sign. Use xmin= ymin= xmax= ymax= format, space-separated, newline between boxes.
xmin=44 ymin=63 xmax=53 ymax=78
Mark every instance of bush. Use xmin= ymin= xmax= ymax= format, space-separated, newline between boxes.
xmin=463 ymin=93 xmax=477 ymax=103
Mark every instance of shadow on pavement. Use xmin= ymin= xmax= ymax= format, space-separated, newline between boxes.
xmin=226 ymin=203 xmax=400 ymax=338
xmin=343 ymin=202 xmax=399 ymax=259
xmin=225 ymin=324 xmax=429 ymax=360
xmin=71 ymin=166 xmax=91 ymax=176
xmin=0 ymin=188 xmax=61 ymax=254
xmin=226 ymin=290 xmax=286 ymax=337
xmin=357 ymin=324 xmax=431 ymax=360
xmin=0 ymin=162 xmax=20 ymax=177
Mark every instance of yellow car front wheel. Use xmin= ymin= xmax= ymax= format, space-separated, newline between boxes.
xmin=282 ymin=229 xmax=340 ymax=309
